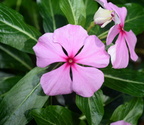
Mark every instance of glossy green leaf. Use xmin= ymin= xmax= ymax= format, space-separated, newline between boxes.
xmin=102 ymin=67 xmax=144 ymax=97
xmin=124 ymin=3 xmax=144 ymax=35
xmin=84 ymin=0 xmax=98 ymax=28
xmin=76 ymin=90 xmax=104 ymax=125
xmin=59 ymin=0 xmax=86 ymax=26
xmin=0 ymin=3 xmax=41 ymax=54
xmin=31 ymin=105 xmax=82 ymax=125
xmin=0 ymin=67 xmax=48 ymax=125
xmin=3 ymin=0 xmax=40 ymax=30
xmin=0 ymin=43 xmax=33 ymax=71
xmin=37 ymin=0 xmax=66 ymax=32
xmin=110 ymin=98 xmax=143 ymax=125
xmin=0 ymin=72 xmax=21 ymax=96
xmin=110 ymin=0 xmax=144 ymax=6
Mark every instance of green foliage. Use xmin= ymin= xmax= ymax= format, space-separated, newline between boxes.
xmin=0 ymin=3 xmax=41 ymax=54
xmin=0 ymin=43 xmax=33 ymax=71
xmin=102 ymin=67 xmax=144 ymax=97
xmin=3 ymin=0 xmax=40 ymax=30
xmin=111 ymin=98 xmax=143 ymax=125
xmin=31 ymin=105 xmax=83 ymax=125
xmin=84 ymin=0 xmax=98 ymax=28
xmin=76 ymin=90 xmax=104 ymax=125
xmin=37 ymin=0 xmax=66 ymax=32
xmin=0 ymin=72 xmax=21 ymax=95
xmin=0 ymin=67 xmax=48 ymax=125
xmin=59 ymin=0 xmax=86 ymax=26
xmin=124 ymin=3 xmax=144 ymax=34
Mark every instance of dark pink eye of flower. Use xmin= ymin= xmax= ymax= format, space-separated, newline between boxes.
xmin=66 ymin=57 xmax=75 ymax=65
xmin=33 ymin=24 xmax=109 ymax=97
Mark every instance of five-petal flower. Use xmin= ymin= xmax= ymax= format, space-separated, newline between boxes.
xmin=33 ymin=24 xmax=109 ymax=97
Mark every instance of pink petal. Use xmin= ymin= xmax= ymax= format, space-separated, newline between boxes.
xmin=72 ymin=64 xmax=104 ymax=97
xmin=75 ymin=35 xmax=109 ymax=68
xmin=110 ymin=120 xmax=131 ymax=125
xmin=106 ymin=25 xmax=119 ymax=45
xmin=33 ymin=33 xmax=66 ymax=67
xmin=95 ymin=0 xmax=111 ymax=10
xmin=109 ymin=2 xmax=127 ymax=26
xmin=40 ymin=64 xmax=72 ymax=96
xmin=124 ymin=30 xmax=138 ymax=61
xmin=108 ymin=34 xmax=129 ymax=69
xmin=53 ymin=24 xmax=88 ymax=56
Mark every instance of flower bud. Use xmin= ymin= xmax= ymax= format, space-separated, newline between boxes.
xmin=94 ymin=7 xmax=113 ymax=28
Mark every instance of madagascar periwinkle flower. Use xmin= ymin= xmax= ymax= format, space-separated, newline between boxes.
xmin=94 ymin=7 xmax=113 ymax=28
xmin=110 ymin=120 xmax=131 ymax=125
xmin=95 ymin=0 xmax=138 ymax=68
xmin=33 ymin=24 xmax=109 ymax=97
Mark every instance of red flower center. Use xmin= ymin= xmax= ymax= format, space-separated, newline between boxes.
xmin=119 ymin=25 xmax=125 ymax=35
xmin=66 ymin=57 xmax=75 ymax=65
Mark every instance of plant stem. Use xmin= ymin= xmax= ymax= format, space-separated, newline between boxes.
xmin=16 ymin=0 xmax=22 ymax=11
xmin=87 ymin=21 xmax=95 ymax=32
xmin=98 ymin=30 xmax=108 ymax=40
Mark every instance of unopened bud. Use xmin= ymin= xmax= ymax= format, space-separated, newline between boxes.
xmin=94 ymin=7 xmax=113 ymax=28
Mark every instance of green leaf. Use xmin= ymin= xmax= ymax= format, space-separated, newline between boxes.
xmin=31 ymin=105 xmax=82 ymax=125
xmin=37 ymin=0 xmax=66 ymax=32
xmin=0 ymin=3 xmax=41 ymax=54
xmin=0 ymin=43 xmax=33 ymax=71
xmin=102 ymin=67 xmax=144 ymax=97
xmin=110 ymin=0 xmax=144 ymax=6
xmin=0 ymin=72 xmax=21 ymax=96
xmin=110 ymin=98 xmax=143 ymax=125
xmin=59 ymin=0 xmax=86 ymax=26
xmin=0 ymin=67 xmax=48 ymax=125
xmin=124 ymin=3 xmax=144 ymax=35
xmin=84 ymin=0 xmax=98 ymax=28
xmin=76 ymin=90 xmax=104 ymax=125
xmin=3 ymin=0 xmax=40 ymax=30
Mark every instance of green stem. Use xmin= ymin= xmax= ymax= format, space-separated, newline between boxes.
xmin=87 ymin=21 xmax=109 ymax=40
xmin=98 ymin=30 xmax=108 ymax=40
xmin=0 ymin=45 xmax=32 ymax=70
xmin=87 ymin=21 xmax=95 ymax=32
xmin=16 ymin=0 xmax=22 ymax=11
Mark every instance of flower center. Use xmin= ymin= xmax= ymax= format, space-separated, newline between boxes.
xmin=68 ymin=59 xmax=73 ymax=63
xmin=119 ymin=25 xmax=125 ymax=34
xmin=66 ymin=57 xmax=75 ymax=65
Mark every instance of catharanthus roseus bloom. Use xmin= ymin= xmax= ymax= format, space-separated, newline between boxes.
xmin=33 ymin=24 xmax=109 ymax=97
xmin=95 ymin=0 xmax=138 ymax=68
xmin=110 ymin=120 xmax=131 ymax=125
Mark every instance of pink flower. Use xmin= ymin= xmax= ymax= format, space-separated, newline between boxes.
xmin=33 ymin=24 xmax=109 ymax=97
xmin=95 ymin=0 xmax=138 ymax=68
xmin=110 ymin=120 xmax=131 ymax=125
